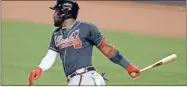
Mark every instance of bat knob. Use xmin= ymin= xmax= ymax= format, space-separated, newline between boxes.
xmin=131 ymin=72 xmax=136 ymax=77
xmin=129 ymin=72 xmax=140 ymax=78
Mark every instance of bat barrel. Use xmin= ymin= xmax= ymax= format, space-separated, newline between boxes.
xmin=140 ymin=54 xmax=177 ymax=72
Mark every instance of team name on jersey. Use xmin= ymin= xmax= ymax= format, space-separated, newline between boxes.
xmin=54 ymin=30 xmax=82 ymax=49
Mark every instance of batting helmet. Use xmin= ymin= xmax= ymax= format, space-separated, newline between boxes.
xmin=50 ymin=0 xmax=79 ymax=27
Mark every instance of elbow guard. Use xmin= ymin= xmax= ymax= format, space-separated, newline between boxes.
xmin=98 ymin=38 xmax=115 ymax=57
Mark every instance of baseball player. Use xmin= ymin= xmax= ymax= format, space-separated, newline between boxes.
xmin=29 ymin=0 xmax=140 ymax=86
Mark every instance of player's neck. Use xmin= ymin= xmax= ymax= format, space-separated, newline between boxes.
xmin=61 ymin=19 xmax=76 ymax=30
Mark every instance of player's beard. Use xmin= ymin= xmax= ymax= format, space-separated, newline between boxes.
xmin=54 ymin=19 xmax=63 ymax=27
xmin=53 ymin=10 xmax=65 ymax=27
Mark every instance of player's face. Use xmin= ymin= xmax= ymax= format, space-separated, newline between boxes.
xmin=53 ymin=10 xmax=64 ymax=27
xmin=52 ymin=2 xmax=74 ymax=27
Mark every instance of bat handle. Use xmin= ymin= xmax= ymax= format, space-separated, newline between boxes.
xmin=140 ymin=65 xmax=152 ymax=72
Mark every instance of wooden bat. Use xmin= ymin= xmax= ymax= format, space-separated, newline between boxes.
xmin=140 ymin=54 xmax=177 ymax=72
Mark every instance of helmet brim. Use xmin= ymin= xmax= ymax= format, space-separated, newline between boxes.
xmin=49 ymin=6 xmax=56 ymax=10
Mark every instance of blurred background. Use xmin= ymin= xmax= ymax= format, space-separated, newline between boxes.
xmin=1 ymin=0 xmax=186 ymax=86
xmin=136 ymin=1 xmax=186 ymax=6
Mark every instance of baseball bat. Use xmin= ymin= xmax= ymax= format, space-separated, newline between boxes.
xmin=140 ymin=54 xmax=177 ymax=72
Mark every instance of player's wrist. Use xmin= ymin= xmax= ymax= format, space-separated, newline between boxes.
xmin=125 ymin=64 xmax=140 ymax=72
xmin=35 ymin=67 xmax=43 ymax=72
xmin=109 ymin=50 xmax=131 ymax=68
xmin=125 ymin=64 xmax=134 ymax=72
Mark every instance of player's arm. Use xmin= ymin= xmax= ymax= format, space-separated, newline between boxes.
xmin=29 ymin=49 xmax=58 ymax=85
xmin=29 ymin=34 xmax=59 ymax=86
xmin=97 ymin=38 xmax=140 ymax=78
xmin=88 ymin=23 xmax=140 ymax=78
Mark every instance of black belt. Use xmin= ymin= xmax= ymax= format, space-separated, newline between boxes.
xmin=67 ymin=66 xmax=96 ymax=81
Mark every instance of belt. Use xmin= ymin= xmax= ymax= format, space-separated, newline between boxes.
xmin=67 ymin=66 xmax=96 ymax=81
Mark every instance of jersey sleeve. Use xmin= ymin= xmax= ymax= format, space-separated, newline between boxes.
xmin=48 ymin=34 xmax=59 ymax=52
xmin=88 ymin=23 xmax=104 ymax=47
xmin=38 ymin=49 xmax=59 ymax=71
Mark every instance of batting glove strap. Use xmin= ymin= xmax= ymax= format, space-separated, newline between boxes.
xmin=125 ymin=64 xmax=135 ymax=72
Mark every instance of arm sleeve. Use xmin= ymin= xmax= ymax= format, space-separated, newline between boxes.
xmin=48 ymin=34 xmax=59 ymax=52
xmin=38 ymin=49 xmax=59 ymax=71
xmin=88 ymin=23 xmax=104 ymax=47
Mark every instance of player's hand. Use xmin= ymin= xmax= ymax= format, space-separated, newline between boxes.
xmin=29 ymin=67 xmax=43 ymax=86
xmin=125 ymin=64 xmax=140 ymax=78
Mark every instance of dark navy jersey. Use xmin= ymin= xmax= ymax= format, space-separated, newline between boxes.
xmin=49 ymin=20 xmax=104 ymax=77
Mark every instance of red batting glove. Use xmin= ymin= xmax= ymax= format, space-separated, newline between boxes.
xmin=29 ymin=67 xmax=42 ymax=86
xmin=125 ymin=64 xmax=140 ymax=78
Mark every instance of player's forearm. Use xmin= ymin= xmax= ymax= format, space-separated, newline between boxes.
xmin=109 ymin=49 xmax=131 ymax=68
xmin=38 ymin=49 xmax=58 ymax=71
xmin=102 ymin=47 xmax=131 ymax=68
xmin=98 ymin=38 xmax=130 ymax=68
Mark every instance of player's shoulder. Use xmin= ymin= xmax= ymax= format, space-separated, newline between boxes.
xmin=52 ymin=27 xmax=61 ymax=35
xmin=79 ymin=20 xmax=98 ymax=29
xmin=54 ymin=27 xmax=61 ymax=32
